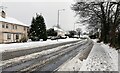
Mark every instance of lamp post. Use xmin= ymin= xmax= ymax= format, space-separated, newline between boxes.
xmin=57 ymin=9 xmax=65 ymax=28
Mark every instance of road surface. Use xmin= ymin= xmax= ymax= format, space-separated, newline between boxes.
xmin=2 ymin=39 xmax=93 ymax=73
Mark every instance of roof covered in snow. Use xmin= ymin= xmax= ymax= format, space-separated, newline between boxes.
xmin=53 ymin=26 xmax=64 ymax=32
xmin=0 ymin=16 xmax=29 ymax=27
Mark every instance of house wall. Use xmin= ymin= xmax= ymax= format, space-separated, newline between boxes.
xmin=0 ymin=22 xmax=3 ymax=43
xmin=57 ymin=31 xmax=65 ymax=36
xmin=0 ymin=21 xmax=28 ymax=43
xmin=1 ymin=22 xmax=27 ymax=34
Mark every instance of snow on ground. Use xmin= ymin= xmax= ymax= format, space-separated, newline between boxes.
xmin=0 ymin=42 xmax=77 ymax=67
xmin=80 ymin=40 xmax=118 ymax=71
xmin=92 ymin=39 xmax=98 ymax=43
xmin=101 ymin=44 xmax=118 ymax=70
xmin=1 ymin=38 xmax=118 ymax=71
xmin=57 ymin=39 xmax=118 ymax=71
xmin=0 ymin=38 xmax=80 ymax=52
xmin=56 ymin=39 xmax=91 ymax=71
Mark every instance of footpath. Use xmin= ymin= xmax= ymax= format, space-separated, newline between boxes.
xmin=80 ymin=42 xmax=118 ymax=71
xmin=57 ymin=39 xmax=118 ymax=71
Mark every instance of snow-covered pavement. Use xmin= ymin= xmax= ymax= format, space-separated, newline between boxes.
xmin=80 ymin=43 xmax=118 ymax=71
xmin=57 ymin=39 xmax=118 ymax=71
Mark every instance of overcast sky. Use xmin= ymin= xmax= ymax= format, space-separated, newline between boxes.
xmin=0 ymin=0 xmax=87 ymax=31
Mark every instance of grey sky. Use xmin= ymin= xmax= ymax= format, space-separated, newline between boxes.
xmin=1 ymin=1 xmax=78 ymax=31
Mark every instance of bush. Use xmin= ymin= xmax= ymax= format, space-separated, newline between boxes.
xmin=43 ymin=38 xmax=47 ymax=41
xmin=20 ymin=36 xmax=27 ymax=42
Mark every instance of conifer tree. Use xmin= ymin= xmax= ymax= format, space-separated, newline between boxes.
xmin=29 ymin=14 xmax=47 ymax=41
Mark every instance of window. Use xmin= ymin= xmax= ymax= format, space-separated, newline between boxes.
xmin=15 ymin=25 xmax=17 ymax=29
xmin=2 ymin=24 xmax=5 ymax=28
xmin=6 ymin=24 xmax=8 ymax=28
xmin=13 ymin=25 xmax=14 ymax=29
xmin=7 ymin=33 xmax=11 ymax=39
xmin=16 ymin=34 xmax=19 ymax=39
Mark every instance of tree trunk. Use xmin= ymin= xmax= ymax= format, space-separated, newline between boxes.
xmin=100 ymin=23 xmax=109 ymax=44
xmin=118 ymin=31 xmax=120 ymax=48
xmin=110 ymin=25 xmax=116 ymax=47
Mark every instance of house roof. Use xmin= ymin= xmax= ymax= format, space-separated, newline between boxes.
xmin=0 ymin=16 xmax=29 ymax=27
xmin=53 ymin=26 xmax=64 ymax=32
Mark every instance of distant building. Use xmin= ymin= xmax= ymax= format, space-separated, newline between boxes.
xmin=53 ymin=26 xmax=66 ymax=36
xmin=0 ymin=10 xmax=29 ymax=43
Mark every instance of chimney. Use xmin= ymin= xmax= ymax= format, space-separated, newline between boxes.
xmin=0 ymin=10 xmax=6 ymax=18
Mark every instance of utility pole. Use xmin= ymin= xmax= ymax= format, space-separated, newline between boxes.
xmin=57 ymin=10 xmax=60 ymax=28
xmin=57 ymin=9 xmax=65 ymax=28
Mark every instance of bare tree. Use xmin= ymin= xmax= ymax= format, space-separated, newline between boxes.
xmin=76 ymin=28 xmax=82 ymax=38
xmin=72 ymin=1 xmax=120 ymax=47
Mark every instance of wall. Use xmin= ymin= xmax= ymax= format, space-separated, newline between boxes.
xmin=0 ymin=22 xmax=3 ymax=43
xmin=0 ymin=21 xmax=28 ymax=43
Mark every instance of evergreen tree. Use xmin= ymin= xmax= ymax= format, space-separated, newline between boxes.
xmin=29 ymin=14 xmax=47 ymax=41
xmin=69 ymin=31 xmax=76 ymax=38
xmin=47 ymin=28 xmax=57 ymax=37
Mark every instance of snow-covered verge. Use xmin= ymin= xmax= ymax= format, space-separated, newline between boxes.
xmin=80 ymin=40 xmax=118 ymax=71
xmin=0 ymin=38 xmax=80 ymax=52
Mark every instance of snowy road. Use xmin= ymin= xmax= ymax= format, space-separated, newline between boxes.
xmin=1 ymin=39 xmax=93 ymax=72
xmin=1 ymin=39 xmax=80 ymax=60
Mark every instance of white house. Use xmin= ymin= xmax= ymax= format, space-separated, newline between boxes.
xmin=53 ymin=26 xmax=66 ymax=36
xmin=0 ymin=10 xmax=29 ymax=43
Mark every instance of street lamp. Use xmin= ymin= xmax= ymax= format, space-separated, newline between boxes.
xmin=57 ymin=9 xmax=65 ymax=28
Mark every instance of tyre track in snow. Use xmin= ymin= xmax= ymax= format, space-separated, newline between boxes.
xmin=2 ymin=40 xmax=83 ymax=72
xmin=2 ymin=39 xmax=93 ymax=73
xmin=21 ymin=39 xmax=92 ymax=72
xmin=2 ymin=40 xmax=80 ymax=61
xmin=20 ymin=40 xmax=87 ymax=72
xmin=37 ymin=39 xmax=93 ymax=71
